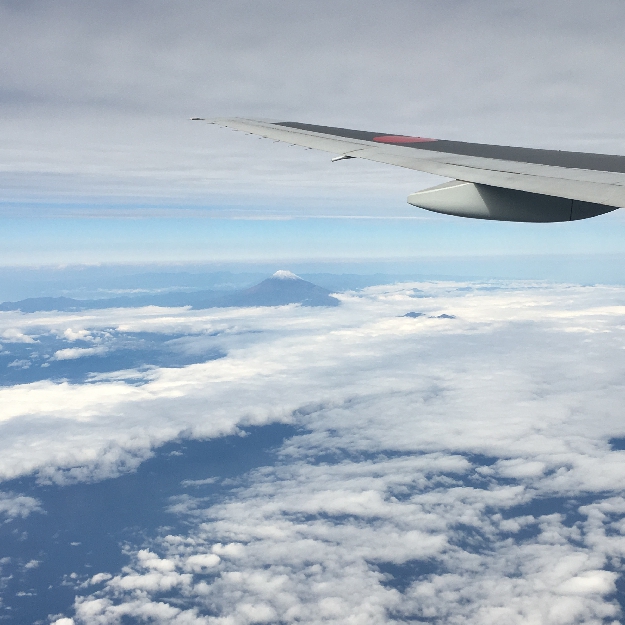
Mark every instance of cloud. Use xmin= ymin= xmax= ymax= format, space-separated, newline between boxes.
xmin=1 ymin=280 xmax=625 ymax=487
xmin=53 ymin=346 xmax=108 ymax=360
xmin=8 ymin=359 xmax=31 ymax=368
xmin=181 ymin=477 xmax=218 ymax=487
xmin=0 ymin=491 xmax=43 ymax=521
xmin=68 ymin=451 xmax=624 ymax=624
xmin=63 ymin=328 xmax=94 ymax=342
xmin=1 ymin=328 xmax=36 ymax=343
xmin=3 ymin=280 xmax=625 ymax=622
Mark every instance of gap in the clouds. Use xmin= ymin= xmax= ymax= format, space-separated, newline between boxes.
xmin=501 ymin=495 xmax=597 ymax=528
xmin=609 ymin=437 xmax=625 ymax=451
xmin=0 ymin=423 xmax=298 ymax=625
xmin=463 ymin=453 xmax=499 ymax=467
xmin=376 ymin=559 xmax=442 ymax=594
xmin=609 ymin=565 xmax=625 ymax=617
xmin=0 ymin=331 xmax=225 ymax=386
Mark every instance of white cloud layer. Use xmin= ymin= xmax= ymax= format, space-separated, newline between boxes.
xmin=3 ymin=281 xmax=625 ymax=622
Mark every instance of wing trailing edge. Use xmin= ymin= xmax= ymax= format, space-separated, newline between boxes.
xmin=207 ymin=117 xmax=625 ymax=222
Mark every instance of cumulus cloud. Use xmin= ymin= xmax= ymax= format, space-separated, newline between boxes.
xmin=1 ymin=328 xmax=36 ymax=343
xmin=4 ymin=282 xmax=625 ymax=622
xmin=53 ymin=346 xmax=108 ymax=360
xmin=0 ymin=491 xmax=42 ymax=521
xmin=63 ymin=328 xmax=94 ymax=342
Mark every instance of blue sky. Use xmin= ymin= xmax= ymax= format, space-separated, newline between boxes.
xmin=1 ymin=212 xmax=625 ymax=267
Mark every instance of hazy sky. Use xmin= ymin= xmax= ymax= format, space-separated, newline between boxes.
xmin=2 ymin=0 xmax=625 ymax=264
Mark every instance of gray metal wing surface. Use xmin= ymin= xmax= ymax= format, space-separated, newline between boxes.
xmin=208 ymin=117 xmax=625 ymax=222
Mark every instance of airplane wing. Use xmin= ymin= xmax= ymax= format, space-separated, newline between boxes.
xmin=207 ymin=117 xmax=625 ymax=222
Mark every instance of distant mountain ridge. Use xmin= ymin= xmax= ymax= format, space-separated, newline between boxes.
xmin=219 ymin=271 xmax=339 ymax=308
xmin=0 ymin=271 xmax=339 ymax=313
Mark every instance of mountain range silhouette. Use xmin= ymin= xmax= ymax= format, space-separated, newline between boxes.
xmin=0 ymin=271 xmax=339 ymax=313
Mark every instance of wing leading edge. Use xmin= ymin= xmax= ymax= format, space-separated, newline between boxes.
xmin=208 ymin=117 xmax=625 ymax=222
